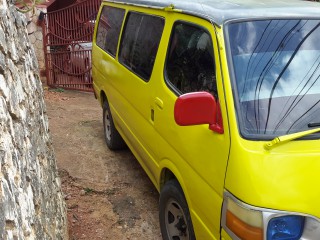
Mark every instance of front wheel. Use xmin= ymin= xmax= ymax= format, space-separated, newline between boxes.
xmin=159 ymin=180 xmax=196 ymax=240
xmin=103 ymin=101 xmax=126 ymax=150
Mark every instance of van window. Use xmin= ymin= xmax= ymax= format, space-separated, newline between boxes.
xmin=166 ymin=22 xmax=217 ymax=97
xmin=119 ymin=12 xmax=164 ymax=81
xmin=96 ymin=6 xmax=125 ymax=57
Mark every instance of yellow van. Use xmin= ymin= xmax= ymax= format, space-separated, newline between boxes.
xmin=92 ymin=0 xmax=320 ymax=239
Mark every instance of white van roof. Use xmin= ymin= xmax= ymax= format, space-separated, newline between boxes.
xmin=105 ymin=0 xmax=320 ymax=25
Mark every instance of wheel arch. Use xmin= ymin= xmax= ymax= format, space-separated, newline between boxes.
xmin=100 ymin=90 xmax=107 ymax=107
xmin=160 ymin=167 xmax=176 ymax=191
xmin=159 ymin=164 xmax=190 ymax=204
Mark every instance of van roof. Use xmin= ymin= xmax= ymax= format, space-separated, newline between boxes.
xmin=105 ymin=0 xmax=320 ymax=25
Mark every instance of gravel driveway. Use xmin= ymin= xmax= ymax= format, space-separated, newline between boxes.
xmin=45 ymin=89 xmax=162 ymax=240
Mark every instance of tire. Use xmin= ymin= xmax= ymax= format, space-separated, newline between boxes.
xmin=159 ymin=180 xmax=196 ymax=240
xmin=103 ymin=101 xmax=126 ymax=150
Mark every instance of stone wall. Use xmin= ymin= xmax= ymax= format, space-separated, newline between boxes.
xmin=26 ymin=7 xmax=46 ymax=84
xmin=0 ymin=0 xmax=67 ymax=239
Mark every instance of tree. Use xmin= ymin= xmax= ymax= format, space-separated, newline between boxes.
xmin=0 ymin=0 xmax=67 ymax=238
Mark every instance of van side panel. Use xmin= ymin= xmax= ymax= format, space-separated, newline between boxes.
xmin=93 ymin=3 xmax=168 ymax=187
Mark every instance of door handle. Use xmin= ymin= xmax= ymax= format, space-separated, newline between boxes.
xmin=155 ymin=97 xmax=164 ymax=109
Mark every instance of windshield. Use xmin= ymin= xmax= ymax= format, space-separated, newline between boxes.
xmin=226 ymin=19 xmax=320 ymax=139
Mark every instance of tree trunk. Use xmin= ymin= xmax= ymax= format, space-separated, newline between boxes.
xmin=0 ymin=0 xmax=67 ymax=239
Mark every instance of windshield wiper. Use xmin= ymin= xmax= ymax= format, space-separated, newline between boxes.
xmin=264 ymin=127 xmax=320 ymax=150
xmin=308 ymin=122 xmax=320 ymax=128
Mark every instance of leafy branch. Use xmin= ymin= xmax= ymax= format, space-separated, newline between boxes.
xmin=15 ymin=0 xmax=47 ymax=14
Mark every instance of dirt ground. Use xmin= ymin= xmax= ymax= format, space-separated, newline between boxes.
xmin=44 ymin=89 xmax=162 ymax=240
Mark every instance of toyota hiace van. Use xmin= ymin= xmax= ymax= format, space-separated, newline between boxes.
xmin=92 ymin=0 xmax=320 ymax=239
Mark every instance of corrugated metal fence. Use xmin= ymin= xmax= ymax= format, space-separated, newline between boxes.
xmin=43 ymin=0 xmax=101 ymax=91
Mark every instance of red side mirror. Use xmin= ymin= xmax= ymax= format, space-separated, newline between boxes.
xmin=174 ymin=92 xmax=223 ymax=133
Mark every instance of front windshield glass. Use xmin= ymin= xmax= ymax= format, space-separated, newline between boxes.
xmin=227 ymin=19 xmax=320 ymax=139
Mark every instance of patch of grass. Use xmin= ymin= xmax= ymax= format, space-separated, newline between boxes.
xmin=105 ymin=188 xmax=117 ymax=196
xmin=49 ymin=88 xmax=65 ymax=93
xmin=78 ymin=120 xmax=91 ymax=126
xmin=84 ymin=187 xmax=94 ymax=194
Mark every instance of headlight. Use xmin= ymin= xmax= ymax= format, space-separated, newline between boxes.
xmin=222 ymin=191 xmax=320 ymax=240
xmin=267 ymin=215 xmax=304 ymax=240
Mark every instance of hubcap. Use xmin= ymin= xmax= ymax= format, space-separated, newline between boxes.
xmin=104 ymin=109 xmax=111 ymax=141
xmin=165 ymin=199 xmax=189 ymax=240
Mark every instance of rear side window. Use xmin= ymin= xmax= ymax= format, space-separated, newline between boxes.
xmin=119 ymin=12 xmax=164 ymax=81
xmin=96 ymin=6 xmax=125 ymax=57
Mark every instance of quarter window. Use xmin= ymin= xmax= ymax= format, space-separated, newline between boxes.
xmin=96 ymin=6 xmax=125 ymax=57
xmin=119 ymin=12 xmax=164 ymax=81
xmin=166 ymin=22 xmax=217 ymax=97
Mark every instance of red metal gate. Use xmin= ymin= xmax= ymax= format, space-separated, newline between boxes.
xmin=43 ymin=0 xmax=101 ymax=92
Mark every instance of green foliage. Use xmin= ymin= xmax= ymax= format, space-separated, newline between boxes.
xmin=16 ymin=0 xmax=46 ymax=14
xmin=50 ymin=88 xmax=65 ymax=93
xmin=84 ymin=187 xmax=94 ymax=194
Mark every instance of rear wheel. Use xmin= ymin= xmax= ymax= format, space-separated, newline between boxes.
xmin=159 ymin=180 xmax=196 ymax=240
xmin=103 ymin=101 xmax=126 ymax=150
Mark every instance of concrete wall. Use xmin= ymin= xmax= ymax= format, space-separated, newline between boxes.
xmin=0 ymin=0 xmax=67 ymax=239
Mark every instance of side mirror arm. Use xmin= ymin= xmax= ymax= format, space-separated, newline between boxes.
xmin=209 ymin=123 xmax=224 ymax=134
xmin=210 ymin=101 xmax=224 ymax=134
